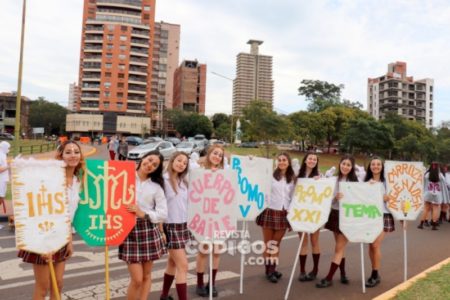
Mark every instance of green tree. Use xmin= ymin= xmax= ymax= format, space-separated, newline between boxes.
xmin=298 ymin=79 xmax=343 ymax=112
xmin=243 ymin=101 xmax=292 ymax=157
xmin=29 ymin=97 xmax=68 ymax=135
xmin=166 ymin=109 xmax=213 ymax=138
xmin=288 ymin=111 xmax=324 ymax=151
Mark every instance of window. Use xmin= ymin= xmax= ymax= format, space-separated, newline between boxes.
xmin=117 ymin=92 xmax=123 ymax=98
xmin=106 ymin=53 xmax=112 ymax=59
xmin=105 ymin=63 xmax=112 ymax=68
xmin=107 ymin=24 xmax=115 ymax=31
xmin=121 ymin=25 xmax=127 ymax=31
xmin=104 ymin=91 xmax=110 ymax=97
xmin=104 ymin=82 xmax=111 ymax=88
xmin=120 ymin=35 xmax=127 ymax=41
xmin=143 ymin=14 xmax=149 ymax=20
xmin=104 ymin=102 xmax=110 ymax=108
xmin=118 ymin=83 xmax=124 ymax=88
xmin=118 ymin=64 xmax=125 ymax=70
xmin=118 ymin=73 xmax=125 ymax=79
xmin=143 ymin=6 xmax=151 ymax=11
xmin=120 ymin=45 xmax=126 ymax=51
xmin=119 ymin=54 xmax=126 ymax=60
xmin=107 ymin=35 xmax=113 ymax=41
xmin=117 ymin=102 xmax=123 ymax=109
xmin=107 ymin=44 xmax=113 ymax=50
xmin=105 ymin=72 xmax=111 ymax=77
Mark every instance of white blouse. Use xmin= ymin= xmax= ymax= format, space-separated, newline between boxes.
xmin=136 ymin=174 xmax=168 ymax=223
xmin=68 ymin=176 xmax=80 ymax=222
xmin=268 ymin=176 xmax=295 ymax=210
xmin=164 ymin=173 xmax=188 ymax=223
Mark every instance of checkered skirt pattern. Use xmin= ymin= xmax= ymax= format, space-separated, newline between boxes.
xmin=18 ymin=244 xmax=68 ymax=265
xmin=118 ymin=218 xmax=167 ymax=263
xmin=383 ymin=213 xmax=395 ymax=232
xmin=256 ymin=208 xmax=291 ymax=231
xmin=163 ymin=223 xmax=194 ymax=249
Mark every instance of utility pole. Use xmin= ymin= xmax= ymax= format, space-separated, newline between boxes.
xmin=13 ymin=0 xmax=27 ymax=156
xmin=210 ymin=71 xmax=234 ymax=143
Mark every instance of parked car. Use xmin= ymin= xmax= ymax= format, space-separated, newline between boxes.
xmin=176 ymin=141 xmax=200 ymax=155
xmin=193 ymin=134 xmax=208 ymax=146
xmin=0 ymin=133 xmax=14 ymax=140
xmin=142 ymin=137 xmax=163 ymax=144
xmin=125 ymin=136 xmax=143 ymax=146
xmin=165 ymin=137 xmax=181 ymax=146
xmin=127 ymin=141 xmax=176 ymax=161
xmin=239 ymin=142 xmax=259 ymax=148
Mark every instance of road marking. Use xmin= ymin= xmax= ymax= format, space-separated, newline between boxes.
xmin=0 ymin=240 xmax=87 ymax=254
xmin=0 ymin=235 xmax=14 ymax=241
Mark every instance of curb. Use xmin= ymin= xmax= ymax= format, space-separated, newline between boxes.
xmin=373 ymin=257 xmax=450 ymax=300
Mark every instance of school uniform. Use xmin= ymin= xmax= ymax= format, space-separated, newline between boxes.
xmin=256 ymin=176 xmax=295 ymax=231
xmin=18 ymin=176 xmax=80 ymax=265
xmin=0 ymin=142 xmax=10 ymax=197
xmin=163 ymin=173 xmax=193 ymax=249
xmin=119 ymin=175 xmax=167 ymax=263
xmin=379 ymin=182 xmax=395 ymax=232
xmin=423 ymin=173 xmax=450 ymax=205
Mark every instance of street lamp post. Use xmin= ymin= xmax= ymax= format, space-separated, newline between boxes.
xmin=13 ymin=0 xmax=27 ymax=156
xmin=210 ymin=71 xmax=234 ymax=144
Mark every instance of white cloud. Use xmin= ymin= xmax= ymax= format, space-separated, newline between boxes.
xmin=1 ymin=0 xmax=449 ymax=124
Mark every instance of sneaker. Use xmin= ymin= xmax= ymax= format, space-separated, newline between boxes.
xmin=298 ymin=272 xmax=307 ymax=282
xmin=266 ymin=272 xmax=278 ymax=283
xmin=340 ymin=275 xmax=349 ymax=284
xmin=365 ymin=276 xmax=381 ymax=288
xmin=205 ymin=284 xmax=218 ymax=297
xmin=316 ymin=278 xmax=332 ymax=288
xmin=196 ymin=286 xmax=208 ymax=297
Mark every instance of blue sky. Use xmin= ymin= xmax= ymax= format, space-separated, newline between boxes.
xmin=1 ymin=0 xmax=450 ymax=125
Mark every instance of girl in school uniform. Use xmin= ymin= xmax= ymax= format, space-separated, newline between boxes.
xmin=364 ymin=157 xmax=395 ymax=287
xmin=160 ymin=151 xmax=191 ymax=300
xmin=119 ymin=150 xmax=168 ymax=300
xmin=316 ymin=154 xmax=358 ymax=288
xmin=256 ymin=152 xmax=296 ymax=283
xmin=297 ymin=152 xmax=322 ymax=282
xmin=195 ymin=144 xmax=226 ymax=297
xmin=418 ymin=162 xmax=450 ymax=230
xmin=18 ymin=140 xmax=84 ymax=299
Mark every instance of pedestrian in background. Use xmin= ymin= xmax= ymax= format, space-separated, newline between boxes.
xmin=118 ymin=137 xmax=128 ymax=161
xmin=0 ymin=141 xmax=11 ymax=221
xmin=108 ymin=136 xmax=116 ymax=160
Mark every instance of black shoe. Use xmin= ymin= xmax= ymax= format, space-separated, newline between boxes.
xmin=365 ymin=275 xmax=381 ymax=288
xmin=424 ymin=220 xmax=430 ymax=227
xmin=306 ymin=271 xmax=317 ymax=281
xmin=266 ymin=272 xmax=278 ymax=283
xmin=417 ymin=223 xmax=424 ymax=229
xmin=273 ymin=270 xmax=283 ymax=279
xmin=340 ymin=275 xmax=349 ymax=284
xmin=316 ymin=278 xmax=332 ymax=288
xmin=298 ymin=272 xmax=307 ymax=282
xmin=160 ymin=296 xmax=174 ymax=300
xmin=205 ymin=284 xmax=218 ymax=297
xmin=196 ymin=286 xmax=208 ymax=297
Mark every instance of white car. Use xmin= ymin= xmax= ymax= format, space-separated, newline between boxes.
xmin=127 ymin=141 xmax=176 ymax=161
xmin=176 ymin=141 xmax=200 ymax=155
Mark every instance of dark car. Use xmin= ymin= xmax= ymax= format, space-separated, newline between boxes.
xmin=125 ymin=136 xmax=143 ymax=146
xmin=239 ymin=142 xmax=258 ymax=148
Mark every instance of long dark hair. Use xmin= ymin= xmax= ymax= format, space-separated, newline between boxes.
xmin=137 ymin=150 xmax=165 ymax=190
xmin=273 ymin=152 xmax=295 ymax=184
xmin=298 ymin=152 xmax=319 ymax=178
xmin=337 ymin=154 xmax=358 ymax=182
xmin=426 ymin=162 xmax=440 ymax=183
xmin=364 ymin=156 xmax=385 ymax=182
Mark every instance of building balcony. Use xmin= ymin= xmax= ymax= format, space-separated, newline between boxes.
xmin=81 ymin=84 xmax=100 ymax=91
xmin=84 ymin=45 xmax=103 ymax=52
xmin=130 ymin=58 xmax=148 ymax=66
xmin=93 ymin=14 xmax=142 ymax=26
xmin=82 ymin=74 xmax=101 ymax=81
xmin=97 ymin=0 xmax=142 ymax=10
xmin=128 ymin=97 xmax=146 ymax=103
xmin=80 ymin=107 xmax=100 ymax=111
xmin=131 ymin=29 xmax=149 ymax=38
xmin=131 ymin=39 xmax=149 ymax=47
xmin=97 ymin=8 xmax=141 ymax=17
xmin=85 ymin=25 xmax=104 ymax=33
xmin=130 ymin=48 xmax=148 ymax=57
xmin=129 ymin=68 xmax=147 ymax=76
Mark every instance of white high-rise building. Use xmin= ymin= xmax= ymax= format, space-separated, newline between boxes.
xmin=368 ymin=62 xmax=434 ymax=128
xmin=232 ymin=40 xmax=274 ymax=116
xmin=68 ymin=82 xmax=78 ymax=112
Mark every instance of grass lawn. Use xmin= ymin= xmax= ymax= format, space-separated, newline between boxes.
xmin=394 ymin=263 xmax=450 ymax=300
xmin=6 ymin=139 xmax=56 ymax=156
xmin=225 ymin=145 xmax=370 ymax=174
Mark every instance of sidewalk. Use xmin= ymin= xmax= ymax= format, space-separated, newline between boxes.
xmin=0 ymin=144 xmax=96 ymax=222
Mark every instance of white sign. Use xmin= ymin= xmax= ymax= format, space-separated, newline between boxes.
xmin=32 ymin=127 xmax=45 ymax=134
xmin=188 ymin=169 xmax=238 ymax=242
xmin=288 ymin=178 xmax=335 ymax=233
xmin=231 ymin=155 xmax=272 ymax=221
xmin=339 ymin=182 xmax=383 ymax=243
xmin=384 ymin=160 xmax=425 ymax=221
xmin=11 ymin=159 xmax=70 ymax=254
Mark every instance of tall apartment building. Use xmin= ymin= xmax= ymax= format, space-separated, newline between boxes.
xmin=232 ymin=40 xmax=274 ymax=116
xmin=173 ymin=60 xmax=206 ymax=114
xmin=368 ymin=62 xmax=434 ymax=128
xmin=151 ymin=21 xmax=180 ymax=133
xmin=67 ymin=82 xmax=78 ymax=112
xmin=66 ymin=0 xmax=155 ymax=136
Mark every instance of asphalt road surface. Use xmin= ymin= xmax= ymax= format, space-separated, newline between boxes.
xmin=1 ymin=145 xmax=449 ymax=299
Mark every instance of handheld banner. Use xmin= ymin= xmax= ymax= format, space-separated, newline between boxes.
xmin=384 ymin=161 xmax=425 ymax=221
xmin=231 ymin=155 xmax=272 ymax=221
xmin=11 ymin=159 xmax=70 ymax=254
xmin=287 ymin=178 xmax=335 ymax=233
xmin=339 ymin=182 xmax=383 ymax=243
xmin=73 ymin=160 xmax=136 ymax=246
xmin=188 ymin=169 xmax=238 ymax=242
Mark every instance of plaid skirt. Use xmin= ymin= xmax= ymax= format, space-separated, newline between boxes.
xmin=164 ymin=223 xmax=194 ymax=250
xmin=119 ymin=218 xmax=167 ymax=263
xmin=383 ymin=213 xmax=395 ymax=232
xmin=325 ymin=209 xmax=342 ymax=234
xmin=18 ymin=244 xmax=68 ymax=265
xmin=256 ymin=208 xmax=291 ymax=231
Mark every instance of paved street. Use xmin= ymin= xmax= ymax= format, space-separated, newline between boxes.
xmin=1 ymin=145 xmax=449 ymax=299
